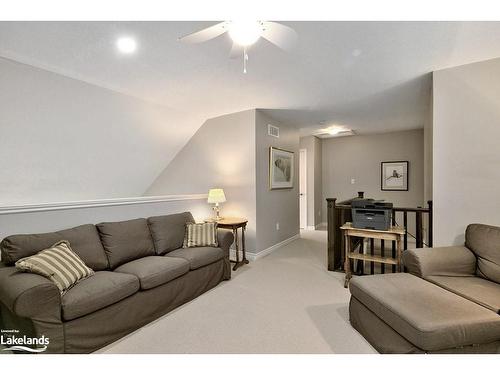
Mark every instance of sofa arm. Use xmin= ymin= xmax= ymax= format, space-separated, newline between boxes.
xmin=0 ymin=267 xmax=61 ymax=319
xmin=403 ymin=246 xmax=476 ymax=278
xmin=217 ymin=229 xmax=234 ymax=258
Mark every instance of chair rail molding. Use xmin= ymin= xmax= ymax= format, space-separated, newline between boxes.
xmin=0 ymin=194 xmax=208 ymax=215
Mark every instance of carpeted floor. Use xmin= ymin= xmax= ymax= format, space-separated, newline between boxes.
xmin=98 ymin=229 xmax=376 ymax=354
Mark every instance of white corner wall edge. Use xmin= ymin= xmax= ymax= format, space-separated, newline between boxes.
xmin=0 ymin=194 xmax=208 ymax=215
xmin=230 ymin=233 xmax=301 ymax=262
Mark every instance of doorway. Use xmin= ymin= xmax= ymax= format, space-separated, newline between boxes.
xmin=299 ymin=148 xmax=307 ymax=229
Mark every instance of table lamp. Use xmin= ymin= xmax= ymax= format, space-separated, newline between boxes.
xmin=207 ymin=188 xmax=226 ymax=220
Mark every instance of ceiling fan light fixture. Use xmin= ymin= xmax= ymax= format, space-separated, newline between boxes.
xmin=228 ymin=21 xmax=262 ymax=47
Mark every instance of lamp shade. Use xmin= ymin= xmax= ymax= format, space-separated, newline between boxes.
xmin=207 ymin=188 xmax=226 ymax=204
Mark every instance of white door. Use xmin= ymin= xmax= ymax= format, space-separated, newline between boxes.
xmin=299 ymin=149 xmax=307 ymax=229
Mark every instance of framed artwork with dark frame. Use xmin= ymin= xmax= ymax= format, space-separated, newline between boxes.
xmin=381 ymin=161 xmax=409 ymax=191
xmin=269 ymin=147 xmax=294 ymax=190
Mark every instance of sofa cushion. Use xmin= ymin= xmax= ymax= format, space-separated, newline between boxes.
xmin=349 ymin=273 xmax=500 ymax=351
xmin=466 ymin=224 xmax=500 ymax=284
xmin=426 ymin=275 xmax=500 ymax=314
xmin=184 ymin=222 xmax=218 ymax=248
xmin=15 ymin=240 xmax=94 ymax=294
xmin=0 ymin=224 xmax=108 ymax=270
xmin=166 ymin=247 xmax=224 ymax=270
xmin=148 ymin=212 xmax=194 ymax=255
xmin=114 ymin=256 xmax=190 ymax=290
xmin=97 ymin=219 xmax=155 ymax=269
xmin=62 ymin=271 xmax=139 ymax=320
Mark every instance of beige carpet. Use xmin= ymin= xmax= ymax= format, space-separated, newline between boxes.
xmin=98 ymin=229 xmax=376 ymax=354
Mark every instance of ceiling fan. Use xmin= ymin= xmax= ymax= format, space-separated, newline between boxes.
xmin=179 ymin=21 xmax=297 ymax=73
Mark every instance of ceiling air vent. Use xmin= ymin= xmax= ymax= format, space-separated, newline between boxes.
xmin=268 ymin=124 xmax=280 ymax=138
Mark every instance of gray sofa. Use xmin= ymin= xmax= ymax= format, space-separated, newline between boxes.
xmin=0 ymin=212 xmax=233 ymax=353
xmin=349 ymin=223 xmax=500 ymax=353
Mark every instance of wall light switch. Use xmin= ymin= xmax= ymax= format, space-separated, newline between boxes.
xmin=276 ymin=222 xmax=280 ymax=231
xmin=351 ymin=178 xmax=356 ymax=185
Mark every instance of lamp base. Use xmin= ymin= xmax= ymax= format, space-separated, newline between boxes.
xmin=212 ymin=205 xmax=223 ymax=221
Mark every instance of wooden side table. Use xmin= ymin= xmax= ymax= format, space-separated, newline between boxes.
xmin=214 ymin=217 xmax=249 ymax=271
xmin=340 ymin=222 xmax=405 ymax=288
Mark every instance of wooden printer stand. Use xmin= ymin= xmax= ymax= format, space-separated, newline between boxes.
xmin=340 ymin=222 xmax=405 ymax=288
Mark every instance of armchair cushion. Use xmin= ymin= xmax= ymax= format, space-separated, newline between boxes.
xmin=0 ymin=267 xmax=61 ymax=318
xmin=466 ymin=224 xmax=500 ymax=284
xmin=403 ymin=246 xmax=476 ymax=278
xmin=426 ymin=275 xmax=500 ymax=314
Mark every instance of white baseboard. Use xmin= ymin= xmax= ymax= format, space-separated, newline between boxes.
xmin=230 ymin=233 xmax=301 ymax=262
xmin=305 ymin=225 xmax=316 ymax=230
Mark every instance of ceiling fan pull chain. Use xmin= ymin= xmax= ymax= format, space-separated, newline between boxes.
xmin=243 ymin=47 xmax=248 ymax=74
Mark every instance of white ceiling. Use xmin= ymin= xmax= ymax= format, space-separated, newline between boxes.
xmin=2 ymin=21 xmax=500 ymax=135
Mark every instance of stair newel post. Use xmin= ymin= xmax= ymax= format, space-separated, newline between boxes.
xmin=427 ymin=200 xmax=433 ymax=248
xmin=327 ymin=198 xmax=337 ymax=271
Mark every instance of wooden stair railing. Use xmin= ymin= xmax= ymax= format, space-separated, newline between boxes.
xmin=326 ymin=194 xmax=433 ymax=274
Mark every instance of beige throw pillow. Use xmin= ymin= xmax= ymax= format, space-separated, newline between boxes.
xmin=15 ymin=240 xmax=94 ymax=294
xmin=183 ymin=222 xmax=218 ymax=248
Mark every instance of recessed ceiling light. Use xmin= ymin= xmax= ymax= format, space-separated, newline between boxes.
xmin=116 ymin=36 xmax=137 ymax=54
xmin=323 ymin=125 xmax=351 ymax=135
xmin=328 ymin=128 xmax=342 ymax=135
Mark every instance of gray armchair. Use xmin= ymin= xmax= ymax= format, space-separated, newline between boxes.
xmin=349 ymin=223 xmax=500 ymax=354
xmin=403 ymin=223 xmax=500 ymax=313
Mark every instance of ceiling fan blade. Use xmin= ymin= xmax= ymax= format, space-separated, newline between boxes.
xmin=260 ymin=21 xmax=297 ymax=51
xmin=179 ymin=22 xmax=228 ymax=44
xmin=229 ymin=43 xmax=244 ymax=59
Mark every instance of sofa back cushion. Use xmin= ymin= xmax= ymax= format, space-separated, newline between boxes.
xmin=147 ymin=212 xmax=194 ymax=255
xmin=0 ymin=224 xmax=109 ymax=270
xmin=465 ymin=223 xmax=500 ymax=284
xmin=97 ymin=218 xmax=155 ymax=269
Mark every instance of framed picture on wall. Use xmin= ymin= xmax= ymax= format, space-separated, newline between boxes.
xmin=269 ymin=147 xmax=294 ymax=189
xmin=381 ymin=161 xmax=409 ymax=191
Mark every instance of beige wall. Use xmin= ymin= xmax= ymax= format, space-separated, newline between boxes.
xmin=145 ymin=110 xmax=257 ymax=251
xmin=433 ymin=57 xmax=500 ymax=246
xmin=321 ymin=130 xmax=425 ymax=231
xmin=0 ymin=57 xmax=201 ymax=206
xmin=255 ymin=110 xmax=300 ymax=252
xmin=314 ymin=136 xmax=323 ymax=225
xmin=299 ymin=135 xmax=323 ymax=227
xmin=146 ymin=108 xmax=300 ymax=255
xmin=424 ymin=83 xmax=434 ymax=202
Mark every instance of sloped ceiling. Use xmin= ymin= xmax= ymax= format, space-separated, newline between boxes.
xmin=2 ymin=21 xmax=500 ymax=135
xmin=1 ymin=22 xmax=500 ymax=203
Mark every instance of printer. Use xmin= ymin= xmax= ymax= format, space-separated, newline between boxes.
xmin=351 ymin=199 xmax=393 ymax=231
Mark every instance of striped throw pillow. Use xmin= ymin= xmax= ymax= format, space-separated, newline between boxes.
xmin=15 ymin=240 xmax=94 ymax=294
xmin=184 ymin=222 xmax=218 ymax=248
